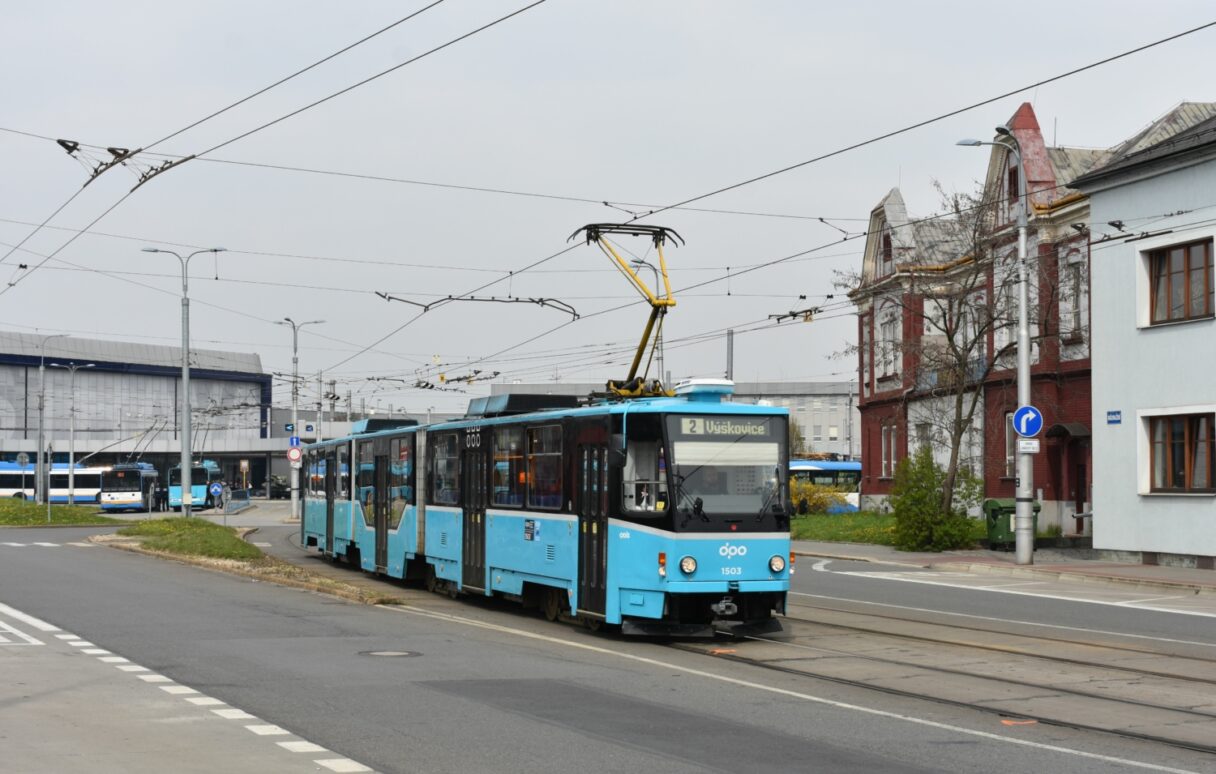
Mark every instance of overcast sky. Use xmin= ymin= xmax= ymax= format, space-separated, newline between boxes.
xmin=3 ymin=1 xmax=1214 ymax=414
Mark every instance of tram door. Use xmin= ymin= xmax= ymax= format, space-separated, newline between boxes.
xmin=324 ymin=448 xmax=336 ymax=555
xmin=577 ymin=444 xmax=608 ymax=616
xmin=461 ymin=432 xmax=487 ymax=591
xmin=374 ymin=453 xmax=390 ymax=571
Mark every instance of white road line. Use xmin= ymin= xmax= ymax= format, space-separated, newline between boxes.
xmin=315 ymin=759 xmax=371 ymax=773
xmin=212 ymin=708 xmax=256 ymax=720
xmin=117 ymin=664 xmax=149 ymax=672
xmin=1115 ymin=594 xmax=1190 ymax=606
xmin=65 ymin=542 xmax=94 ymax=548
xmin=67 ymin=641 xmax=93 ymax=647
xmin=0 ymin=620 xmax=43 ymax=645
xmin=138 ymin=674 xmax=172 ymax=683
xmin=82 ymin=648 xmax=110 ymax=655
xmin=246 ymin=725 xmax=290 ymax=736
xmin=791 ymin=592 xmax=1216 ymax=649
xmin=279 ymin=741 xmax=327 ymax=753
xmin=380 ymin=603 xmax=1207 ymax=774
xmin=186 ymin=697 xmax=226 ymax=706
xmin=160 ymin=685 xmax=199 ymax=695
xmin=811 ymin=559 xmax=831 ymax=572
xmin=251 ymin=542 xmax=273 ymax=547
xmin=32 ymin=542 xmax=59 ymax=547
xmin=98 ymin=656 xmax=129 ymax=663
xmin=53 ymin=633 xmax=77 ymax=639
xmin=2 ymin=542 xmax=27 ymax=547
xmin=829 ymin=570 xmax=1216 ymax=620
xmin=0 ymin=601 xmax=60 ymax=632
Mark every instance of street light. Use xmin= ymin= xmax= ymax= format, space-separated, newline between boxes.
xmin=142 ymin=246 xmax=226 ymax=517
xmin=35 ymin=333 xmax=67 ymax=508
xmin=49 ymin=362 xmax=95 ymax=505
xmin=275 ymin=317 xmax=324 ymax=520
xmin=958 ymin=126 xmax=1034 ymax=565
xmin=630 ymin=258 xmax=665 ymax=381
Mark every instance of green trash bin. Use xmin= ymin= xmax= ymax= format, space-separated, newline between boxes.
xmin=983 ymin=498 xmax=1040 ymax=550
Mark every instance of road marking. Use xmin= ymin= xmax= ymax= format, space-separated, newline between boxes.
xmin=0 ymin=620 xmax=43 ymax=645
xmin=252 ymin=542 xmax=273 ymax=547
xmin=82 ymin=648 xmax=110 ymax=655
xmin=315 ymin=759 xmax=372 ymax=773
xmin=67 ymin=640 xmax=93 ymax=647
xmin=54 ymin=633 xmax=78 ymax=639
xmin=2 ymin=542 xmax=26 ymax=547
xmin=830 ymin=570 xmax=1216 ymax=620
xmin=66 ymin=542 xmax=94 ymax=547
xmin=187 ymin=697 xmax=226 ymax=706
xmin=811 ymin=559 xmax=831 ymax=572
xmin=98 ymin=656 xmax=129 ymax=663
xmin=791 ymin=592 xmax=1216 ymax=649
xmin=138 ymin=674 xmax=172 ymax=683
xmin=380 ymin=603 xmax=1207 ymax=774
xmin=117 ymin=664 xmax=149 ymax=672
xmin=160 ymin=685 xmax=199 ymax=695
xmin=279 ymin=741 xmax=327 ymax=753
xmin=212 ymin=708 xmax=256 ymax=720
xmin=246 ymin=724 xmax=290 ymax=736
xmin=32 ymin=542 xmax=59 ymax=547
xmin=0 ymin=601 xmax=60 ymax=632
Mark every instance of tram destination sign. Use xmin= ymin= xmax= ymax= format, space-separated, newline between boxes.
xmin=679 ymin=417 xmax=771 ymax=437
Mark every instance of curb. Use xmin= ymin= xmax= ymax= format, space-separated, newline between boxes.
xmin=935 ymin=560 xmax=1212 ymax=595
xmin=792 ymin=549 xmax=932 ymax=569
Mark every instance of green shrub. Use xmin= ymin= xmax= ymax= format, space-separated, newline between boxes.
xmin=789 ymin=479 xmax=848 ymax=515
xmin=890 ymin=447 xmax=979 ymax=551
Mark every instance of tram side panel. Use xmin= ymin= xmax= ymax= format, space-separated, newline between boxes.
xmin=484 ymin=510 xmax=579 ymax=605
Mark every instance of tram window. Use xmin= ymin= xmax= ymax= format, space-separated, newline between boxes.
xmin=431 ymin=433 xmax=460 ymax=505
xmin=527 ymin=425 xmax=562 ymax=510
xmin=389 ymin=437 xmax=411 ymax=527
xmin=356 ymin=442 xmax=375 ymax=519
xmin=493 ymin=426 xmax=525 ymax=507
xmin=337 ymin=444 xmax=350 ymax=498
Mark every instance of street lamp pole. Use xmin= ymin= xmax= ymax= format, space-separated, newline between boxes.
xmin=36 ymin=333 xmax=67 ymax=507
xmin=630 ymin=259 xmax=665 ymax=381
xmin=958 ymin=127 xmax=1034 ymax=565
xmin=50 ymin=362 xmax=95 ymax=505
xmin=276 ymin=317 xmax=324 ymax=520
xmin=142 ymin=246 xmax=226 ymax=517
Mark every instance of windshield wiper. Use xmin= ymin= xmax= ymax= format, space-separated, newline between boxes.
xmin=756 ymin=466 xmax=785 ymax=523
xmin=675 ymin=474 xmax=710 ymax=527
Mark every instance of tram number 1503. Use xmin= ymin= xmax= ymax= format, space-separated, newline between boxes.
xmin=720 ymin=566 xmax=744 ymax=576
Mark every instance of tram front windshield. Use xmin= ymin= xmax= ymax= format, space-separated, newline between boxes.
xmin=169 ymin=467 xmax=209 ymax=486
xmin=665 ymin=415 xmax=786 ymax=531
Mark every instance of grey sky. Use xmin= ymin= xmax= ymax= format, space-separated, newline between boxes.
xmin=3 ymin=1 xmax=1214 ymax=413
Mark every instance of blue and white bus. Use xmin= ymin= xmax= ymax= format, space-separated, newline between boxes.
xmin=169 ymin=459 xmax=222 ymax=510
xmin=100 ymin=463 xmax=160 ymax=512
xmin=302 ymin=379 xmax=793 ymax=637
xmin=0 ymin=461 xmax=105 ymax=504
xmin=789 ymin=459 xmax=861 ymax=512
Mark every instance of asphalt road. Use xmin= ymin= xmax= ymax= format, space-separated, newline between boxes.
xmin=2 ymin=526 xmax=1213 ymax=774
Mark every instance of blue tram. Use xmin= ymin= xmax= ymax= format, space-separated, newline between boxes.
xmin=301 ymin=379 xmax=793 ymax=636
xmin=169 ymin=459 xmax=222 ymax=510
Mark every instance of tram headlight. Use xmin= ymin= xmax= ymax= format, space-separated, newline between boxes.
xmin=679 ymin=555 xmax=697 ymax=575
xmin=769 ymin=554 xmax=786 ymax=573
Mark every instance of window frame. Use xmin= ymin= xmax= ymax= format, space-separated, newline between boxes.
xmin=1149 ymin=238 xmax=1214 ymax=325
xmin=1149 ymin=412 xmax=1215 ymax=494
xmin=429 ymin=432 xmax=461 ymax=506
xmin=526 ymin=424 xmax=563 ymax=511
xmin=492 ymin=425 xmax=526 ymax=508
xmin=1004 ymin=412 xmax=1016 ymax=478
xmin=880 ymin=424 xmax=898 ymax=478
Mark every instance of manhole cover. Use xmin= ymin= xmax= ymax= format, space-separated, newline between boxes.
xmin=359 ymin=650 xmax=420 ymax=658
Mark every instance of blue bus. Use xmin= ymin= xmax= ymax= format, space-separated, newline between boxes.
xmin=302 ymin=379 xmax=792 ymax=637
xmin=169 ymin=459 xmax=222 ymax=510
xmin=789 ymin=459 xmax=861 ymax=512
xmin=100 ymin=463 xmax=160 ymax=512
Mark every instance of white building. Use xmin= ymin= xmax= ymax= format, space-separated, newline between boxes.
xmin=1072 ymin=110 xmax=1216 ymax=567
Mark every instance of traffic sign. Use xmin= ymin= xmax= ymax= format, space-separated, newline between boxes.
xmin=286 ymin=447 xmax=303 ymax=463
xmin=208 ymin=482 xmax=224 ymax=498
xmin=16 ymin=452 xmax=28 ymax=467
xmin=290 ymin=459 xmax=303 ymax=470
xmin=1013 ymin=405 xmax=1043 ymax=438
xmin=284 ymin=423 xmax=295 ymax=432
xmin=289 ymin=435 xmax=300 ymax=447
xmin=1017 ymin=438 xmax=1041 ymax=454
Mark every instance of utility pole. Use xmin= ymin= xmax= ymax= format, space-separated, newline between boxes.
xmin=276 ymin=317 xmax=324 ymax=520
xmin=726 ymin=329 xmax=734 ymax=380
xmin=36 ymin=334 xmax=67 ymax=506
xmin=50 ymin=362 xmax=95 ymax=505
xmin=316 ymin=370 xmax=324 ymax=443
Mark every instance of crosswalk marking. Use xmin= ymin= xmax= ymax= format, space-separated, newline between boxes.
xmin=0 ymin=618 xmax=44 ymax=646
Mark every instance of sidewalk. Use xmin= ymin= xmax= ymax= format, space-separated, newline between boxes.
xmin=793 ymin=540 xmax=1216 ymax=595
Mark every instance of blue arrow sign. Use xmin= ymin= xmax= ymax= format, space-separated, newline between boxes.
xmin=1013 ymin=405 xmax=1043 ymax=438
xmin=289 ymin=436 xmax=300 ymax=447
xmin=208 ymin=482 xmax=224 ymax=498
xmin=284 ymin=423 xmax=295 ymax=432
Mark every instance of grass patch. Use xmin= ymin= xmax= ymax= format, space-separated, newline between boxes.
xmin=0 ymin=498 xmax=127 ymax=527
xmin=791 ymin=510 xmax=987 ymax=547
xmin=118 ymin=518 xmax=263 ymax=561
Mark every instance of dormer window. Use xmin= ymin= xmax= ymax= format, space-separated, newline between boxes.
xmin=1005 ymin=164 xmax=1020 ymax=222
xmin=880 ymin=227 xmax=893 ymax=275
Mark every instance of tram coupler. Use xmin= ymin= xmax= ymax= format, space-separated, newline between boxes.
xmin=710 ymin=596 xmax=738 ymax=617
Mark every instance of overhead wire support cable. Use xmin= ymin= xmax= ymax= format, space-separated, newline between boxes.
xmin=376 ymin=291 xmax=578 ymax=318
xmin=628 ymin=19 xmax=1216 ymax=223
xmin=141 ymin=0 xmax=449 ymax=152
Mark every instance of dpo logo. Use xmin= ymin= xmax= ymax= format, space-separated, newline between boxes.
xmin=719 ymin=543 xmax=748 ymax=558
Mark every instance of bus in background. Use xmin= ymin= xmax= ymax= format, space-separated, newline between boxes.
xmin=47 ymin=466 xmax=107 ymax=504
xmin=0 ymin=461 xmax=106 ymax=504
xmin=169 ymin=459 xmax=222 ymax=510
xmin=789 ymin=458 xmax=861 ymax=513
xmin=100 ymin=463 xmax=159 ymax=512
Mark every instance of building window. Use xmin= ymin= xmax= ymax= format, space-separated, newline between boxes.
xmin=861 ymin=315 xmax=872 ymax=397
xmin=881 ymin=424 xmax=898 ymax=477
xmin=1004 ymin=413 xmax=1016 ymax=477
xmin=1150 ymin=413 xmax=1214 ymax=493
xmin=878 ymin=308 xmax=899 ymax=378
xmin=880 ymin=227 xmax=893 ymax=275
xmin=1150 ymin=239 xmax=1213 ymax=324
xmin=828 ymin=425 xmax=839 ymax=441
xmin=915 ymin=422 xmax=930 ymax=451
